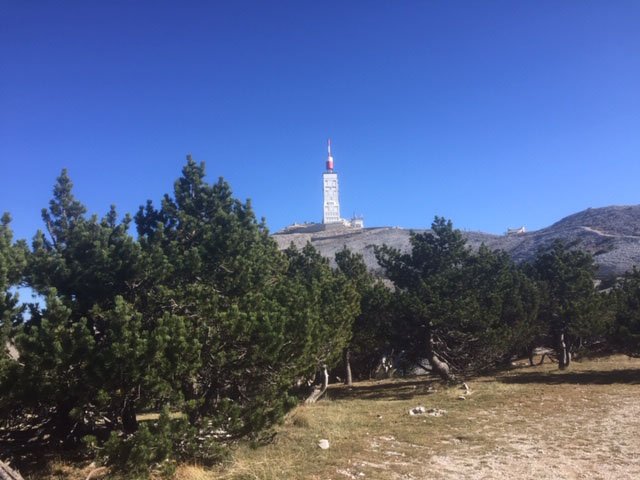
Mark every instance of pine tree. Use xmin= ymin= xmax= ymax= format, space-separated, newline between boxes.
xmin=375 ymin=217 xmax=469 ymax=381
xmin=611 ymin=267 xmax=640 ymax=356
xmin=134 ymin=157 xmax=358 ymax=438
xmin=528 ymin=241 xmax=598 ymax=369
xmin=8 ymin=170 xmax=196 ymax=445
xmin=29 ymin=169 xmax=143 ymax=315
xmin=0 ymin=213 xmax=27 ymax=392
xmin=335 ymin=247 xmax=393 ymax=383
xmin=283 ymin=243 xmax=360 ymax=389
xmin=12 ymin=291 xmax=95 ymax=440
xmin=457 ymin=245 xmax=540 ymax=369
xmin=20 ymin=170 xmax=144 ymax=438
xmin=376 ymin=217 xmax=540 ymax=380
xmin=2 ymin=159 xmax=362 ymax=473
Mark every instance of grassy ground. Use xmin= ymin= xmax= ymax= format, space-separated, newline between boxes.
xmin=32 ymin=355 xmax=640 ymax=479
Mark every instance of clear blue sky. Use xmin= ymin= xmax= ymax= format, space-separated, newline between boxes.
xmin=2 ymin=1 xmax=639 ymax=242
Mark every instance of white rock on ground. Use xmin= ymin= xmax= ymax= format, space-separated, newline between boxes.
xmin=427 ymin=408 xmax=447 ymax=417
xmin=409 ymin=406 xmax=427 ymax=415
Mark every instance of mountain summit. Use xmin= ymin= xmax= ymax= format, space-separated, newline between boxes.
xmin=273 ymin=205 xmax=640 ymax=279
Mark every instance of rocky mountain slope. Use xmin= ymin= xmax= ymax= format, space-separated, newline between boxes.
xmin=273 ymin=205 xmax=640 ymax=279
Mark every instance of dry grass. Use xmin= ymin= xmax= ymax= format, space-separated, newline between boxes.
xmin=202 ymin=355 xmax=640 ymax=480
xmin=27 ymin=460 xmax=105 ymax=480
xmin=173 ymin=465 xmax=213 ymax=480
xmin=136 ymin=412 xmax=185 ymax=422
xmin=29 ymin=355 xmax=640 ymax=479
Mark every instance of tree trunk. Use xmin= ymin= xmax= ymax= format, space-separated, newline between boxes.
xmin=529 ymin=346 xmax=535 ymax=366
xmin=426 ymin=330 xmax=454 ymax=382
xmin=557 ymin=332 xmax=569 ymax=370
xmin=50 ymin=400 xmax=76 ymax=446
xmin=343 ymin=348 xmax=353 ymax=386
xmin=121 ymin=399 xmax=138 ymax=434
xmin=0 ymin=461 xmax=25 ymax=480
xmin=305 ymin=365 xmax=329 ymax=404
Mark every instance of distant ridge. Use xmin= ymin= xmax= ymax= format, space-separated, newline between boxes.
xmin=273 ymin=205 xmax=640 ymax=279
xmin=544 ymin=205 xmax=640 ymax=237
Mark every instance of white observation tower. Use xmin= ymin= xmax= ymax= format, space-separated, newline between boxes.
xmin=322 ymin=139 xmax=341 ymax=224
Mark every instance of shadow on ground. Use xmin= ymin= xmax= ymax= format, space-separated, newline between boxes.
xmin=0 ymin=436 xmax=77 ymax=478
xmin=499 ymin=368 xmax=640 ymax=385
xmin=328 ymin=378 xmax=438 ymax=401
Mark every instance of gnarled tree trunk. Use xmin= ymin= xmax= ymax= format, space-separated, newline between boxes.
xmin=305 ymin=365 xmax=329 ymax=404
xmin=426 ymin=329 xmax=455 ymax=382
xmin=121 ymin=398 xmax=138 ymax=434
xmin=557 ymin=332 xmax=571 ymax=370
xmin=343 ymin=348 xmax=353 ymax=386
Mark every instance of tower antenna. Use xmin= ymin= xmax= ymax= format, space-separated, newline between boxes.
xmin=326 ymin=138 xmax=334 ymax=172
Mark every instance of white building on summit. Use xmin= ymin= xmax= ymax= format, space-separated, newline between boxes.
xmin=322 ymin=139 xmax=341 ymax=224
xmin=277 ymin=140 xmax=363 ymax=234
xmin=322 ymin=140 xmax=364 ymax=228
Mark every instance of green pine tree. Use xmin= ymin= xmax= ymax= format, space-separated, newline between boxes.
xmin=283 ymin=243 xmax=360 ymax=378
xmin=0 ymin=213 xmax=27 ymax=394
xmin=335 ymin=247 xmax=393 ymax=383
xmin=528 ymin=241 xmax=599 ymax=369
xmin=9 ymin=170 xmax=198 ymax=447
xmin=135 ymin=156 xmax=359 ymax=440
xmin=376 ymin=217 xmax=540 ymax=380
xmin=610 ymin=267 xmax=640 ymax=356
xmin=375 ymin=217 xmax=470 ymax=381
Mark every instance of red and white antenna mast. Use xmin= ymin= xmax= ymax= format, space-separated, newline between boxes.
xmin=326 ymin=138 xmax=334 ymax=171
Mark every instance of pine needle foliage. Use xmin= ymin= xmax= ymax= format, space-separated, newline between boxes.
xmin=375 ymin=217 xmax=539 ymax=378
xmin=0 ymin=213 xmax=27 ymax=397
xmin=1 ymin=157 xmax=360 ymax=477
xmin=610 ymin=267 xmax=640 ymax=356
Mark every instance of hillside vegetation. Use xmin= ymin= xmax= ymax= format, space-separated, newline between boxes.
xmin=274 ymin=205 xmax=640 ymax=278
xmin=2 ymin=158 xmax=640 ymax=479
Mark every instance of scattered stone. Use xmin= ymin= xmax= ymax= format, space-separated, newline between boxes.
xmin=427 ymin=408 xmax=447 ymax=417
xmin=318 ymin=439 xmax=330 ymax=449
xmin=336 ymin=468 xmax=359 ymax=479
xmin=410 ymin=406 xmax=447 ymax=416
xmin=384 ymin=450 xmax=405 ymax=457
xmin=409 ymin=406 xmax=427 ymax=415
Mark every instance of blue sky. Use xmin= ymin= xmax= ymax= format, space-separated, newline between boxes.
xmin=2 ymin=1 xmax=639 ymax=242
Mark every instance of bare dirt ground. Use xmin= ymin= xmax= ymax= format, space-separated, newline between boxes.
xmin=28 ymin=355 xmax=640 ymax=480
xmin=332 ymin=358 xmax=640 ymax=480
xmin=207 ymin=355 xmax=640 ymax=480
